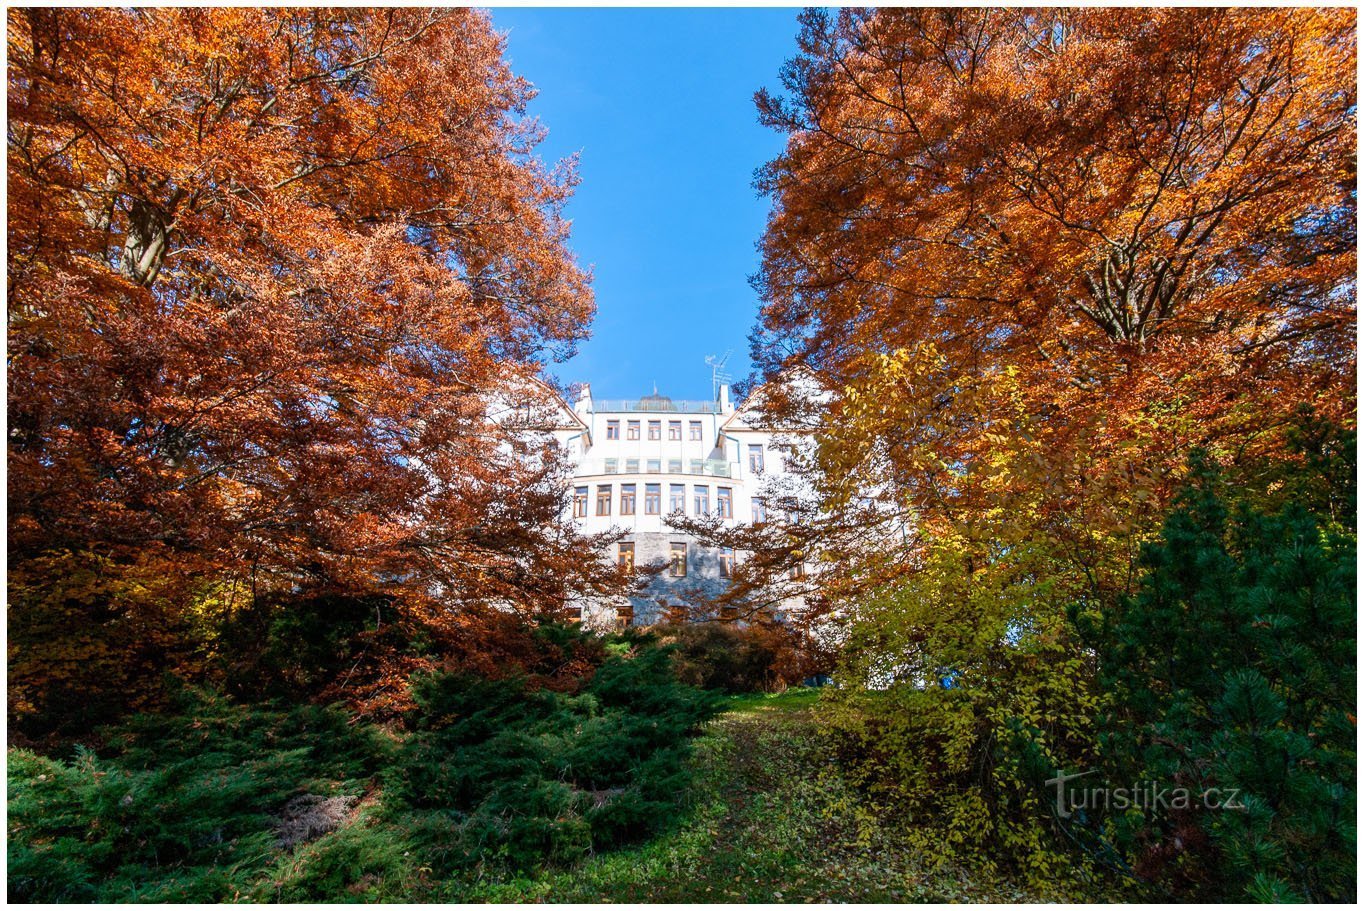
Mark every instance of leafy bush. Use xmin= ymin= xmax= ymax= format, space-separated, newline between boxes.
xmin=653 ymin=621 xmax=826 ymax=694
xmin=813 ymin=414 xmax=1356 ymax=901
xmin=6 ymin=550 xmax=218 ymax=744
xmin=815 ymin=516 xmax=1106 ymax=892
xmin=1078 ymin=451 xmax=1356 ymax=901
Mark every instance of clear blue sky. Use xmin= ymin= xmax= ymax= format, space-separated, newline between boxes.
xmin=490 ymin=7 xmax=800 ymax=402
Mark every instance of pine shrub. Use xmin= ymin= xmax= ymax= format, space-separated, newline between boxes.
xmin=7 ymin=688 xmax=388 ymax=902
xmin=395 ymin=638 xmax=719 ymax=874
xmin=8 ymin=626 xmax=720 ymax=899
xmin=1081 ymin=450 xmax=1356 ymax=901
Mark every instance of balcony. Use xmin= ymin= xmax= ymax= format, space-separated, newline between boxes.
xmin=581 ymin=458 xmax=733 ymax=478
xmin=592 ymin=398 xmax=723 ymax=414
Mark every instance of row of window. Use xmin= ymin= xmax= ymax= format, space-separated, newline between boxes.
xmin=606 ymin=419 xmax=706 ymax=441
xmin=602 ymin=457 xmax=728 ymax=476
xmin=574 ymin=485 xmax=783 ymax=524
xmin=574 ymin=483 xmax=742 ymax=518
xmin=594 ymin=446 xmax=769 ymax=475
xmin=615 ymin=542 xmax=736 ymax=579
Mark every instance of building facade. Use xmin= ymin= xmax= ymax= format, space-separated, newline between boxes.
xmin=552 ymin=382 xmax=802 ymax=629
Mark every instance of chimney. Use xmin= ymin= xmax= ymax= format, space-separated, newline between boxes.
xmin=718 ymin=383 xmax=731 ymax=414
xmin=574 ymin=383 xmax=592 ymax=416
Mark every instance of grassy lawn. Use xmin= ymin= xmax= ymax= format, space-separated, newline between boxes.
xmin=443 ymin=688 xmax=1082 ymax=902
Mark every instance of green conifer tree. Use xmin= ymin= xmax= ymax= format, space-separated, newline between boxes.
xmin=1084 ymin=437 xmax=1356 ymax=901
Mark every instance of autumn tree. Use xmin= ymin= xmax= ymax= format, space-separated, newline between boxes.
xmin=745 ymin=7 xmax=1356 ymax=888
xmin=750 ymin=5 xmax=1355 ymax=592
xmin=7 ymin=8 xmax=617 ymax=729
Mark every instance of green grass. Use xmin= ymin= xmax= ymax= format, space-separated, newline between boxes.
xmin=721 ymin=685 xmax=824 ymax=715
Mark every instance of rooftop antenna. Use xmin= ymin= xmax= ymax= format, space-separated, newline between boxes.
xmin=705 ymin=351 xmax=732 ymax=400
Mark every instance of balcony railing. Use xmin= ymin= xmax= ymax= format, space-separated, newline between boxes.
xmin=591 ymin=399 xmax=723 ymax=414
xmin=579 ymin=458 xmax=734 ymax=478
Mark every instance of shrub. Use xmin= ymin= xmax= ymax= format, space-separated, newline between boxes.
xmin=257 ymin=807 xmax=415 ymax=902
xmin=217 ymin=593 xmax=392 ymax=701
xmin=394 ymin=635 xmax=719 ymax=874
xmin=7 ymin=624 xmax=721 ymax=899
xmin=814 ymin=514 xmax=1107 ymax=893
xmin=6 ymin=550 xmax=219 ymax=744
xmin=7 ymin=688 xmax=388 ymax=902
xmin=654 ymin=621 xmax=825 ymax=694
xmin=1079 ymin=451 xmax=1356 ymax=901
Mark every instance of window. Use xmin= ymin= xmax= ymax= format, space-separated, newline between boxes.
xmin=616 ymin=603 xmax=634 ymax=628
xmin=617 ymin=542 xmax=635 ymax=571
xmin=596 ymin=485 xmax=612 ymax=516
xmin=647 ymin=420 xmax=661 ymax=440
xmin=689 ymin=421 xmax=703 ymax=441
xmin=668 ymin=420 xmax=682 ymax=440
xmin=669 ymin=483 xmax=686 ymax=513
xmin=606 ymin=420 xmax=620 ymax=440
xmin=717 ymin=487 xmax=732 ymax=518
xmin=719 ymin=547 xmax=735 ymax=578
xmin=789 ymin=562 xmax=806 ymax=581
xmin=748 ymin=444 xmax=765 ymax=473
xmin=604 ymin=458 xmax=618 ymax=474
xmin=620 ymin=483 xmax=636 ymax=515
xmin=627 ymin=420 xmax=640 ymax=440
xmin=625 ymin=458 xmax=639 ymax=473
xmin=573 ymin=486 xmax=588 ymax=518
xmin=752 ymin=497 xmax=767 ymax=524
xmin=693 ymin=485 xmax=709 ymax=515
xmin=669 ymin=542 xmax=688 ymax=577
xmin=690 ymin=459 xmax=704 ymax=474
xmin=774 ymin=443 xmax=793 ymax=472
xmin=645 ymin=483 xmax=661 ymax=515
xmin=647 ymin=459 xmax=661 ymax=473
xmin=668 ymin=458 xmax=683 ymax=474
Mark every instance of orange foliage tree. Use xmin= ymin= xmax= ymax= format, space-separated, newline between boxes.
xmin=750 ymin=7 xmax=1356 ymax=596
xmin=7 ymin=8 xmax=617 ymax=727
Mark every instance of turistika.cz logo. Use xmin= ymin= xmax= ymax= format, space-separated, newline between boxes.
xmin=1045 ymin=769 xmax=1246 ymax=819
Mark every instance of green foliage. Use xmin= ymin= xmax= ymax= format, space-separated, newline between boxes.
xmin=217 ymin=593 xmax=391 ymax=700
xmin=394 ymin=639 xmax=719 ymax=874
xmin=816 ymin=522 xmax=1108 ymax=891
xmin=654 ymin=622 xmax=806 ymax=694
xmin=1080 ymin=450 xmax=1357 ymax=901
xmin=458 ymin=688 xmax=1107 ymax=902
xmin=7 ymin=689 xmax=388 ymax=902
xmin=7 ymin=626 xmax=719 ymax=900
xmin=256 ymin=806 xmax=416 ymax=902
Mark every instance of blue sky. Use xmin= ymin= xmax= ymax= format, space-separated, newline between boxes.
xmin=490 ymin=7 xmax=800 ymax=401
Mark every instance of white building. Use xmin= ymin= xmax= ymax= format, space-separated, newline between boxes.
xmin=544 ymin=379 xmax=811 ymax=629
